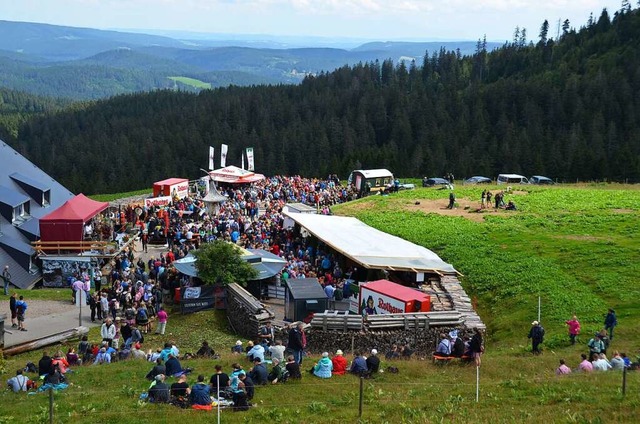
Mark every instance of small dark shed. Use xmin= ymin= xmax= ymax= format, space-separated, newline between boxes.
xmin=284 ymin=278 xmax=327 ymax=322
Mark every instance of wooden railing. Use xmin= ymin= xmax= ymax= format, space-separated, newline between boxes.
xmin=310 ymin=310 xmax=464 ymax=331
xmin=32 ymin=240 xmax=113 ymax=256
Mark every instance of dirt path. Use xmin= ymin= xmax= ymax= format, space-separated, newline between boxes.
xmin=404 ymin=197 xmax=517 ymax=222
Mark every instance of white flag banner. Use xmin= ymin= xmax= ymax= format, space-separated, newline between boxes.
xmin=220 ymin=144 xmax=228 ymax=167
xmin=208 ymin=146 xmax=215 ymax=171
xmin=241 ymin=152 xmax=245 ymax=170
xmin=246 ymin=147 xmax=255 ymax=171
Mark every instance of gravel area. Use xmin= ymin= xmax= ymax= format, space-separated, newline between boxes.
xmin=15 ymin=299 xmax=75 ymax=317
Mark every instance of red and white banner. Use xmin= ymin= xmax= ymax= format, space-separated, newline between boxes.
xmin=208 ymin=146 xmax=214 ymax=171
xmin=360 ymin=286 xmax=407 ymax=315
xmin=246 ymin=147 xmax=255 ymax=171
xmin=220 ymin=144 xmax=228 ymax=167
xmin=144 ymin=196 xmax=172 ymax=208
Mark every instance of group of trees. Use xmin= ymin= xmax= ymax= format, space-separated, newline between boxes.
xmin=3 ymin=6 xmax=640 ymax=194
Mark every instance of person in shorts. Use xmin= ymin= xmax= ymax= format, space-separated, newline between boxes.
xmin=15 ymin=295 xmax=27 ymax=331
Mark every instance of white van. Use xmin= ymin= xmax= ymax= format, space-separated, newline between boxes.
xmin=497 ymin=174 xmax=529 ymax=184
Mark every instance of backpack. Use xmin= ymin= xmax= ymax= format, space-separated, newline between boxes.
xmin=280 ymin=369 xmax=290 ymax=384
xmin=334 ymin=288 xmax=344 ymax=301
xmin=136 ymin=308 xmax=148 ymax=321
xmin=24 ymin=362 xmax=38 ymax=374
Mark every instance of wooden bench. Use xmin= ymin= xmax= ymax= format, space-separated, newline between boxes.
xmin=432 ymin=354 xmax=474 ymax=365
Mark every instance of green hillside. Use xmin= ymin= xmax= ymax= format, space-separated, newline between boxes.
xmin=6 ymin=7 xmax=640 ymax=194
xmin=169 ymin=76 xmax=211 ymax=89
xmin=1 ymin=185 xmax=640 ymax=423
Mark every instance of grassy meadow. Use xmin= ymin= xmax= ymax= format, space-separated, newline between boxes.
xmin=168 ymin=76 xmax=212 ymax=89
xmin=2 ymin=183 xmax=640 ymax=423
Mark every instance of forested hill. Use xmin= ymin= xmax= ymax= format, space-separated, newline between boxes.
xmin=9 ymin=7 xmax=640 ymax=194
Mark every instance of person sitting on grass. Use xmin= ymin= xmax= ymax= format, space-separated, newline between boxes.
xmin=350 ymin=351 xmax=368 ymax=376
xmin=556 ymin=359 xmax=572 ymax=375
xmin=66 ymin=347 xmax=81 ymax=366
xmin=148 ymin=374 xmax=170 ymax=403
xmin=170 ymin=374 xmax=190 ymax=408
xmin=610 ymin=351 xmax=625 ymax=371
xmin=93 ymin=347 xmax=111 ymax=365
xmin=6 ymin=369 xmax=31 ymax=393
xmin=210 ymin=365 xmax=230 ymax=395
xmin=165 ymin=353 xmax=191 ymax=378
xmin=267 ymin=358 xmax=286 ymax=384
xmin=268 ymin=340 xmax=286 ymax=363
xmin=231 ymin=340 xmax=243 ymax=355
xmin=146 ymin=358 xmax=166 ymax=381
xmin=248 ymin=357 xmax=268 ymax=385
xmin=592 ymin=353 xmax=612 ymax=371
xmin=195 ymin=341 xmax=215 ymax=358
xmin=189 ymin=375 xmax=212 ymax=410
xmin=401 ymin=344 xmax=413 ymax=360
xmin=51 ymin=351 xmax=71 ymax=374
xmin=246 ymin=340 xmax=265 ymax=363
xmin=385 ymin=345 xmax=400 ymax=360
xmin=366 ymin=349 xmax=381 ymax=374
xmin=238 ymin=372 xmax=255 ymax=401
xmin=578 ymin=353 xmax=593 ymax=372
xmin=285 ymin=355 xmax=301 ymax=379
xmin=331 ymin=350 xmax=348 ymax=375
xmin=313 ymin=352 xmax=333 ymax=379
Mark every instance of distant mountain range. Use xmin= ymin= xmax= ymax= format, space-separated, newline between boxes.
xmin=0 ymin=20 xmax=502 ymax=99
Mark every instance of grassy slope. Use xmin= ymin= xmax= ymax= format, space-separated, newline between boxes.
xmin=88 ymin=189 xmax=151 ymax=202
xmin=2 ymin=184 xmax=640 ymax=423
xmin=168 ymin=76 xmax=212 ymax=89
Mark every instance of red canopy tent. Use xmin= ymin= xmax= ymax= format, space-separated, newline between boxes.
xmin=39 ymin=194 xmax=109 ymax=242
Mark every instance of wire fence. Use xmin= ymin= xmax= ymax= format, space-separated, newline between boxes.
xmin=23 ymin=366 xmax=637 ymax=423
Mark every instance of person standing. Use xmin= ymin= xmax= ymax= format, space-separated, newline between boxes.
xmin=481 ymin=190 xmax=486 ymax=208
xmin=15 ymin=295 xmax=27 ymax=331
xmin=155 ymin=307 xmax=168 ymax=335
xmin=9 ymin=292 xmax=17 ymax=328
xmin=2 ymin=265 xmax=11 ymax=295
xmin=565 ymin=315 xmax=581 ymax=345
xmin=470 ymin=329 xmax=484 ymax=367
xmin=101 ymin=318 xmax=116 ymax=347
xmin=528 ymin=321 xmax=545 ymax=354
xmin=604 ymin=308 xmax=617 ymax=340
xmin=447 ymin=191 xmax=456 ymax=209
xmin=288 ymin=323 xmax=305 ymax=364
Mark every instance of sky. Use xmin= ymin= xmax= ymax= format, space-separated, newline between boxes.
xmin=2 ymin=0 xmax=625 ymax=42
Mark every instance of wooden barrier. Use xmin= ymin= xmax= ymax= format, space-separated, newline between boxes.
xmin=309 ymin=311 xmax=463 ymax=331
xmin=3 ymin=327 xmax=88 ymax=356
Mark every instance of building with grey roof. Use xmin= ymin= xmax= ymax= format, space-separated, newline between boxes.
xmin=0 ymin=140 xmax=74 ymax=289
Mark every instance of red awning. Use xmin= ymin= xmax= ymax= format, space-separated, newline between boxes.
xmin=39 ymin=194 xmax=108 ymax=242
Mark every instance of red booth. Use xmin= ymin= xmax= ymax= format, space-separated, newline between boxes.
xmin=359 ymin=279 xmax=431 ymax=315
xmin=39 ymin=194 xmax=109 ymax=242
xmin=152 ymin=178 xmax=189 ymax=199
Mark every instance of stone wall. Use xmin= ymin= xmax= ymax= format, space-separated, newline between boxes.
xmin=304 ymin=327 xmax=470 ymax=358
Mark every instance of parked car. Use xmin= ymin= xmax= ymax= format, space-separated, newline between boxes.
xmin=422 ymin=177 xmax=450 ymax=187
xmin=497 ymin=174 xmax=529 ymax=184
xmin=464 ymin=176 xmax=492 ymax=185
xmin=530 ymin=175 xmax=555 ymax=185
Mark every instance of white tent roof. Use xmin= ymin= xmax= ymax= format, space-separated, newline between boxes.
xmin=353 ymin=169 xmax=394 ymax=179
xmin=283 ymin=212 xmax=457 ymax=275
xmin=209 ymin=165 xmax=265 ymax=184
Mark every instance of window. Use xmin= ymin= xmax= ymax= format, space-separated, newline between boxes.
xmin=43 ymin=190 xmax=50 ymax=206
xmin=12 ymin=201 xmax=30 ymax=224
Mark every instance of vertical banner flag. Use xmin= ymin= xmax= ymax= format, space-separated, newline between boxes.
xmin=208 ymin=146 xmax=214 ymax=171
xmin=241 ymin=152 xmax=245 ymax=170
xmin=246 ymin=147 xmax=255 ymax=171
xmin=220 ymin=144 xmax=228 ymax=167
